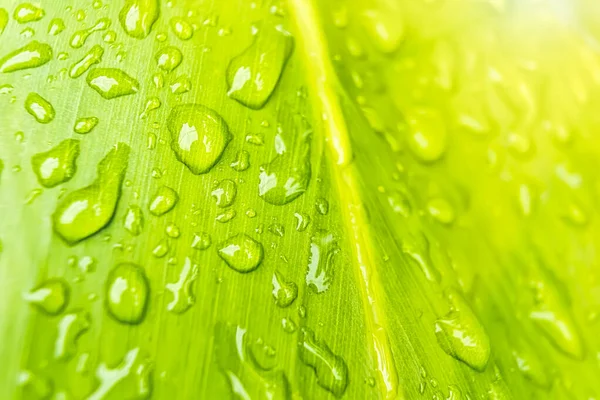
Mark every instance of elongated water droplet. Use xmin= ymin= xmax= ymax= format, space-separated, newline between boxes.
xmin=435 ymin=289 xmax=491 ymax=371
xmin=191 ymin=232 xmax=211 ymax=250
xmin=54 ymin=310 xmax=91 ymax=360
xmin=0 ymin=9 xmax=8 ymax=35
xmin=306 ymin=230 xmax=339 ymax=293
xmin=14 ymin=3 xmax=45 ymax=23
xmin=148 ymin=185 xmax=178 ymax=216
xmin=259 ymin=118 xmax=311 ymax=205
xmin=272 ymin=271 xmax=297 ymax=307
xmin=48 ymin=18 xmax=65 ymax=35
xmin=86 ymin=68 xmax=139 ymax=99
xmin=218 ymin=233 xmax=264 ymax=273
xmin=24 ymin=278 xmax=70 ymax=315
xmin=70 ymin=17 xmax=110 ymax=48
xmin=52 ymin=143 xmax=130 ymax=245
xmin=298 ymin=328 xmax=348 ymax=397
xmin=167 ymin=104 xmax=231 ymax=174
xmin=105 ymin=263 xmax=149 ymax=324
xmin=155 ymin=46 xmax=182 ymax=72
xmin=1 ymin=41 xmax=53 ymax=74
xmin=152 ymin=239 xmax=169 ymax=258
xmin=402 ymin=233 xmax=441 ymax=282
xmin=31 ymin=139 xmax=80 ymax=188
xmin=166 ymin=257 xmax=198 ymax=314
xmin=226 ymin=23 xmax=293 ymax=109
xmin=215 ymin=323 xmax=291 ymax=399
xmin=170 ymin=17 xmax=193 ymax=40
xmin=212 ymin=179 xmax=237 ymax=208
xmin=406 ymin=108 xmax=447 ymax=163
xmin=119 ymin=0 xmax=159 ymax=39
xmin=69 ymin=45 xmax=103 ymax=78
xmin=124 ymin=205 xmax=144 ymax=235
xmin=74 ymin=116 xmax=99 ymax=134
xmin=24 ymin=92 xmax=55 ymax=124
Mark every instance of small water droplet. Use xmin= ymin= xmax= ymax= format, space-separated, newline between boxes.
xmin=315 ymin=198 xmax=329 ymax=215
xmin=54 ymin=310 xmax=91 ymax=360
xmin=124 ymin=205 xmax=144 ymax=235
xmin=152 ymin=239 xmax=169 ymax=258
xmin=170 ymin=17 xmax=193 ymax=40
xmin=306 ymin=230 xmax=339 ymax=293
xmin=167 ymin=104 xmax=231 ymax=174
xmin=191 ymin=232 xmax=211 ymax=250
xmin=140 ymin=96 xmax=161 ymax=119
xmin=24 ymin=278 xmax=70 ymax=315
xmin=148 ymin=185 xmax=178 ymax=216
xmin=155 ymin=46 xmax=182 ymax=72
xmin=362 ymin=8 xmax=404 ymax=54
xmin=231 ymin=150 xmax=250 ymax=171
xmin=14 ymin=3 xmax=45 ymax=23
xmin=402 ymin=233 xmax=440 ymax=282
xmin=119 ymin=0 xmax=160 ymax=39
xmin=272 ymin=271 xmax=297 ymax=307
xmin=427 ymin=197 xmax=455 ymax=225
xmin=226 ymin=23 xmax=293 ymax=109
xmin=298 ymin=328 xmax=349 ymax=397
xmin=105 ymin=263 xmax=149 ymax=324
xmin=24 ymin=92 xmax=55 ymax=123
xmin=52 ymin=143 xmax=130 ymax=245
xmin=0 ymin=9 xmax=8 ymax=35
xmin=31 ymin=139 xmax=80 ymax=188
xmin=17 ymin=371 xmax=53 ymax=400
xmin=69 ymin=45 xmax=104 ymax=78
xmin=281 ymin=317 xmax=297 ymax=333
xmin=166 ymin=257 xmax=198 ymax=314
xmin=48 ymin=18 xmax=65 ymax=35
xmin=216 ymin=208 xmax=236 ymax=223
xmin=74 ymin=116 xmax=99 ymax=134
xmin=406 ymin=108 xmax=447 ymax=163
xmin=294 ymin=212 xmax=311 ymax=232
xmin=170 ymin=74 xmax=191 ymax=94
xmin=86 ymin=68 xmax=139 ymax=99
xmin=217 ymin=233 xmax=264 ymax=273
xmin=211 ymin=179 xmax=237 ymax=208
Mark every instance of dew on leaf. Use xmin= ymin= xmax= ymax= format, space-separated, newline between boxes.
xmin=191 ymin=232 xmax=211 ymax=250
xmin=0 ymin=9 xmax=8 ymax=34
xmin=166 ymin=257 xmax=198 ymax=314
xmin=148 ymin=185 xmax=178 ymax=216
xmin=48 ymin=18 xmax=65 ymax=35
xmin=23 ymin=278 xmax=70 ymax=315
xmin=14 ymin=3 xmax=45 ymax=23
xmin=315 ymin=198 xmax=329 ymax=215
xmin=119 ymin=0 xmax=160 ymax=39
xmin=54 ymin=310 xmax=91 ymax=360
xmin=105 ymin=263 xmax=149 ymax=324
xmin=226 ymin=23 xmax=293 ymax=109
xmin=25 ymin=92 xmax=55 ymax=123
xmin=152 ymin=239 xmax=169 ymax=258
xmin=306 ymin=230 xmax=339 ymax=293
xmin=140 ymin=96 xmax=161 ymax=119
xmin=167 ymin=104 xmax=231 ymax=175
xmin=31 ymin=139 xmax=80 ymax=188
xmin=170 ymin=17 xmax=193 ymax=40
xmin=170 ymin=74 xmax=191 ymax=94
xmin=70 ymin=18 xmax=110 ymax=48
xmin=216 ymin=209 xmax=236 ymax=223
xmin=231 ymin=150 xmax=250 ymax=171
xmin=155 ymin=46 xmax=182 ymax=72
xmin=217 ymin=233 xmax=264 ymax=273
xmin=427 ymin=197 xmax=455 ymax=225
xmin=281 ymin=317 xmax=297 ymax=333
xmin=86 ymin=68 xmax=139 ymax=99
xmin=405 ymin=108 xmax=448 ymax=163
xmin=211 ymin=179 xmax=237 ymax=208
xmin=74 ymin=116 xmax=99 ymax=134
xmin=272 ymin=271 xmax=297 ymax=307
xmin=402 ymin=233 xmax=441 ymax=282
xmin=69 ymin=45 xmax=104 ymax=78
xmin=294 ymin=212 xmax=311 ymax=232
xmin=124 ymin=205 xmax=144 ymax=235
xmin=52 ymin=143 xmax=130 ymax=245
xmin=17 ymin=371 xmax=53 ymax=400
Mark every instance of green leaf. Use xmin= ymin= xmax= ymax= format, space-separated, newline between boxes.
xmin=1 ymin=0 xmax=599 ymax=399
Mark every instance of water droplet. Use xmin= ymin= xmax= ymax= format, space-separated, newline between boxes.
xmin=17 ymin=371 xmax=53 ymax=400
xmin=294 ymin=212 xmax=311 ymax=232
xmin=427 ymin=197 xmax=455 ymax=225
xmin=215 ymin=323 xmax=291 ymax=399
xmin=124 ymin=205 xmax=144 ymax=235
xmin=435 ymin=289 xmax=490 ymax=371
xmin=511 ymin=342 xmax=551 ymax=388
xmin=170 ymin=74 xmax=191 ymax=94
xmin=231 ymin=150 xmax=250 ymax=171
xmin=217 ymin=233 xmax=264 ymax=273
xmin=69 ymin=45 xmax=104 ymax=78
xmin=54 ymin=310 xmax=91 ymax=360
xmin=249 ymin=339 xmax=277 ymax=371
xmin=191 ymin=232 xmax=211 ymax=250
xmin=298 ymin=328 xmax=349 ymax=397
xmin=152 ymin=239 xmax=169 ymax=258
xmin=86 ymin=68 xmax=139 ymax=99
xmin=226 ymin=23 xmax=293 ymax=109
xmin=246 ymin=133 xmax=264 ymax=146
xmin=170 ymin=17 xmax=193 ymax=40
xmin=0 ymin=9 xmax=8 ymax=35
xmin=362 ymin=8 xmax=404 ymax=54
xmin=70 ymin=17 xmax=110 ymax=48
xmin=216 ymin=208 xmax=236 ymax=223
xmin=387 ymin=190 xmax=412 ymax=217
xmin=14 ymin=3 xmax=45 ymax=23
xmin=52 ymin=143 xmax=130 ymax=245
xmin=167 ymin=104 xmax=231 ymax=174
xmin=259 ymin=118 xmax=311 ymax=205
xmin=148 ymin=185 xmax=178 ymax=216
xmin=74 ymin=116 xmax=99 ymax=134
xmin=155 ymin=46 xmax=182 ymax=72
xmin=77 ymin=256 xmax=96 ymax=273
xmin=268 ymin=223 xmax=285 ymax=237
xmin=281 ymin=317 xmax=297 ymax=333
xmin=165 ymin=223 xmax=180 ymax=238
xmin=272 ymin=271 xmax=297 ymax=307
xmin=24 ymin=92 xmax=55 ymax=124
xmin=140 ymin=96 xmax=161 ymax=119
xmin=31 ymin=139 xmax=80 ymax=188
xmin=402 ymin=233 xmax=441 ymax=282
xmin=48 ymin=18 xmax=65 ymax=35
xmin=306 ymin=230 xmax=339 ymax=293
xmin=211 ymin=179 xmax=237 ymax=208
xmin=24 ymin=278 xmax=70 ymax=315
xmin=20 ymin=27 xmax=34 ymax=38
xmin=119 ymin=0 xmax=160 ymax=39
xmin=103 ymin=30 xmax=117 ymax=43
xmin=405 ymin=108 xmax=447 ymax=163
xmin=315 ymin=198 xmax=329 ymax=215
xmin=0 ymin=41 xmax=53 ymax=73
xmin=105 ymin=263 xmax=149 ymax=324
xmin=166 ymin=257 xmax=198 ymax=314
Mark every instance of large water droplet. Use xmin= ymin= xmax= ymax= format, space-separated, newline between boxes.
xmin=298 ymin=328 xmax=349 ymax=397
xmin=54 ymin=310 xmax=91 ymax=360
xmin=306 ymin=230 xmax=339 ymax=293
xmin=0 ymin=41 xmax=52 ymax=73
xmin=272 ymin=271 xmax=297 ymax=307
xmin=31 ymin=139 xmax=80 ymax=188
xmin=166 ymin=257 xmax=198 ymax=314
xmin=435 ymin=290 xmax=490 ymax=371
xmin=24 ymin=278 xmax=70 ymax=315
xmin=226 ymin=23 xmax=293 ymax=109
xmin=105 ymin=263 xmax=149 ymax=324
xmin=167 ymin=104 xmax=231 ymax=174
xmin=70 ymin=45 xmax=104 ymax=78
xmin=86 ymin=68 xmax=139 ymax=99
xmin=259 ymin=117 xmax=311 ymax=205
xmin=217 ymin=233 xmax=264 ymax=273
xmin=211 ymin=179 xmax=237 ymax=208
xmin=148 ymin=185 xmax=178 ymax=216
xmin=119 ymin=0 xmax=159 ymax=39
xmin=52 ymin=143 xmax=130 ymax=245
xmin=405 ymin=108 xmax=448 ymax=163
xmin=14 ymin=3 xmax=45 ymax=23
